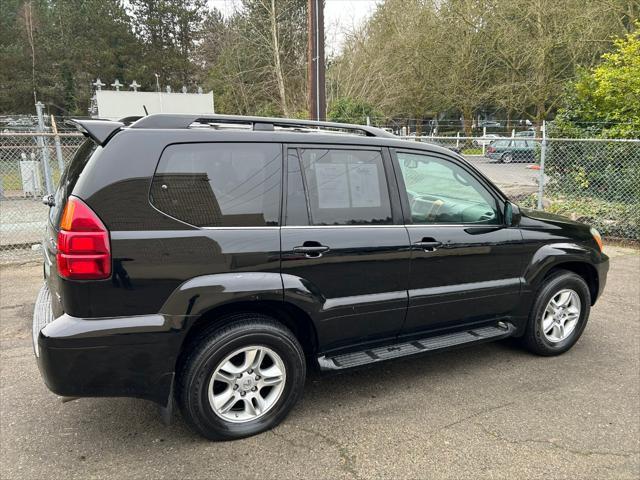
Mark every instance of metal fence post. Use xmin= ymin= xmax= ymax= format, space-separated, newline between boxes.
xmin=537 ymin=120 xmax=547 ymax=210
xmin=482 ymin=126 xmax=487 ymax=156
xmin=35 ymin=102 xmax=54 ymax=195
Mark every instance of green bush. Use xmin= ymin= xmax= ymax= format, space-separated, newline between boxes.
xmin=544 ymin=141 xmax=640 ymax=204
xmin=515 ymin=193 xmax=640 ymax=240
xmin=327 ymin=97 xmax=382 ymax=125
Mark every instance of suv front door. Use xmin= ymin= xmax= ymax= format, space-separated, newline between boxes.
xmin=281 ymin=146 xmax=411 ymax=352
xmin=392 ymin=149 xmax=523 ymax=336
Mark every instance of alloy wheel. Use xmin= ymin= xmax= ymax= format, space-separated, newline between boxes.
xmin=208 ymin=346 xmax=286 ymax=423
xmin=542 ymin=289 xmax=581 ymax=343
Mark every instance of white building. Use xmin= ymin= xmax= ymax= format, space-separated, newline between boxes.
xmin=92 ymin=88 xmax=215 ymax=120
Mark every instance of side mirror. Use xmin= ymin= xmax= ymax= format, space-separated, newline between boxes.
xmin=42 ymin=194 xmax=55 ymax=207
xmin=504 ymin=201 xmax=521 ymax=227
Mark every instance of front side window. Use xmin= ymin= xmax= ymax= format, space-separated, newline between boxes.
xmin=396 ymin=152 xmax=499 ymax=224
xmin=151 ymin=143 xmax=281 ymax=227
xmin=293 ymin=148 xmax=392 ymax=225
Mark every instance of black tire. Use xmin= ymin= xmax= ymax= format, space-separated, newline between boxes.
xmin=501 ymin=152 xmax=513 ymax=163
xmin=520 ymin=270 xmax=591 ymax=356
xmin=177 ymin=313 xmax=306 ymax=440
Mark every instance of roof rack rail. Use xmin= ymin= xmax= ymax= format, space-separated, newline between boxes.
xmin=129 ymin=113 xmax=395 ymax=138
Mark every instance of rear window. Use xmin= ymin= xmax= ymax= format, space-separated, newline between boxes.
xmin=50 ymin=139 xmax=97 ymax=227
xmin=150 ymin=143 xmax=282 ymax=227
xmin=492 ymin=140 xmax=510 ymax=147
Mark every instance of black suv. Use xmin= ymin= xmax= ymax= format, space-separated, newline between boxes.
xmin=33 ymin=114 xmax=608 ymax=440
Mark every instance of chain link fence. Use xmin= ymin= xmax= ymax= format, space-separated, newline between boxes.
xmin=538 ymin=138 xmax=640 ymax=240
xmin=0 ymin=132 xmax=84 ymax=261
xmin=0 ymin=131 xmax=638 ymax=263
xmin=399 ymin=134 xmax=640 ymax=241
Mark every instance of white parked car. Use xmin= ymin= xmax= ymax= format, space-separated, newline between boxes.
xmin=473 ymin=134 xmax=502 ymax=147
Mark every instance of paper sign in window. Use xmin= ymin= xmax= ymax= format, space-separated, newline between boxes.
xmin=349 ymin=163 xmax=381 ymax=207
xmin=315 ymin=162 xmax=349 ymax=208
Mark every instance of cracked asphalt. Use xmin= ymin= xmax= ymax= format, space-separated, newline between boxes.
xmin=1 ymin=246 xmax=639 ymax=479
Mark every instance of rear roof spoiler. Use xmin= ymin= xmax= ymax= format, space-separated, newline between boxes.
xmin=67 ymin=119 xmax=124 ymax=146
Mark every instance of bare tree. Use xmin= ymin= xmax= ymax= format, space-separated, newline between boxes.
xmin=267 ymin=0 xmax=289 ymax=116
xmin=19 ymin=1 xmax=37 ymax=103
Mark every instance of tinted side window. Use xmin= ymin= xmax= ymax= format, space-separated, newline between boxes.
xmin=151 ymin=143 xmax=281 ymax=227
xmin=298 ymin=148 xmax=392 ymax=225
xmin=397 ymin=152 xmax=499 ymax=224
xmin=285 ymin=149 xmax=310 ymax=226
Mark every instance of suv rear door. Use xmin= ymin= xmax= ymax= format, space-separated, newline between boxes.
xmin=281 ymin=145 xmax=411 ymax=352
xmin=391 ymin=149 xmax=523 ymax=336
xmin=43 ymin=139 xmax=99 ymax=318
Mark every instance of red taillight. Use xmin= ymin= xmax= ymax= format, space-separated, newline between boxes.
xmin=487 ymin=146 xmax=495 ymax=153
xmin=57 ymin=196 xmax=111 ymax=280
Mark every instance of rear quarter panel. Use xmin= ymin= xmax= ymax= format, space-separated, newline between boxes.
xmin=63 ymin=131 xmax=282 ymax=318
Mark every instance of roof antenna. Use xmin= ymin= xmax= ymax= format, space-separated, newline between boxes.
xmin=143 ymin=105 xmax=149 ymax=116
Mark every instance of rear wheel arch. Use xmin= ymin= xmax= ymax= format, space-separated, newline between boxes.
xmin=177 ymin=300 xmax=319 ymax=371
xmin=176 ymin=313 xmax=306 ymax=440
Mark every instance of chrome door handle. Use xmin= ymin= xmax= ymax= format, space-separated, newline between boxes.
xmin=293 ymin=245 xmax=330 ymax=258
xmin=413 ymin=241 xmax=442 ymax=252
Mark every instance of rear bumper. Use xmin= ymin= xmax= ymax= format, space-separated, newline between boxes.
xmin=33 ymin=283 xmax=181 ymax=405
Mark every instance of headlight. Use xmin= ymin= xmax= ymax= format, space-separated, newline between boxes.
xmin=590 ymin=227 xmax=603 ymax=252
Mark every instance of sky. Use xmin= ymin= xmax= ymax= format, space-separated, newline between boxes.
xmin=209 ymin=0 xmax=380 ymax=54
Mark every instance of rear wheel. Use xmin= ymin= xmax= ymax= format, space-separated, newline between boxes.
xmin=177 ymin=314 xmax=306 ymax=440
xmin=520 ymin=270 xmax=591 ymax=356
xmin=501 ymin=152 xmax=513 ymax=163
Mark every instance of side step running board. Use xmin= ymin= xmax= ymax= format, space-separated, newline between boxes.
xmin=317 ymin=323 xmax=515 ymax=371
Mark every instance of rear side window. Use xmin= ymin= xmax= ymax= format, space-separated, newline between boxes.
xmin=293 ymin=148 xmax=392 ymax=226
xmin=151 ymin=143 xmax=281 ymax=227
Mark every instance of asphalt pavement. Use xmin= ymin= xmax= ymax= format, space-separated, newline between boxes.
xmin=1 ymin=246 xmax=638 ymax=479
xmin=464 ymin=155 xmax=540 ymax=198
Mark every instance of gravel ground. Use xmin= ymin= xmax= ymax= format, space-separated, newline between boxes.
xmin=1 ymin=246 xmax=638 ymax=479
xmin=0 ymin=198 xmax=46 ymax=247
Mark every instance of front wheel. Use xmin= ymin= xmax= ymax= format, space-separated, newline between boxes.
xmin=177 ymin=314 xmax=306 ymax=440
xmin=520 ymin=270 xmax=591 ymax=356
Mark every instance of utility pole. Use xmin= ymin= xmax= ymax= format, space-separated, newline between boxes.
xmin=307 ymin=0 xmax=326 ymax=121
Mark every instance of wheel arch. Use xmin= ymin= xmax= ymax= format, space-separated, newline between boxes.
xmin=524 ymin=242 xmax=601 ymax=307
xmin=176 ymin=300 xmax=319 ymax=371
xmin=539 ymin=261 xmax=599 ymax=306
